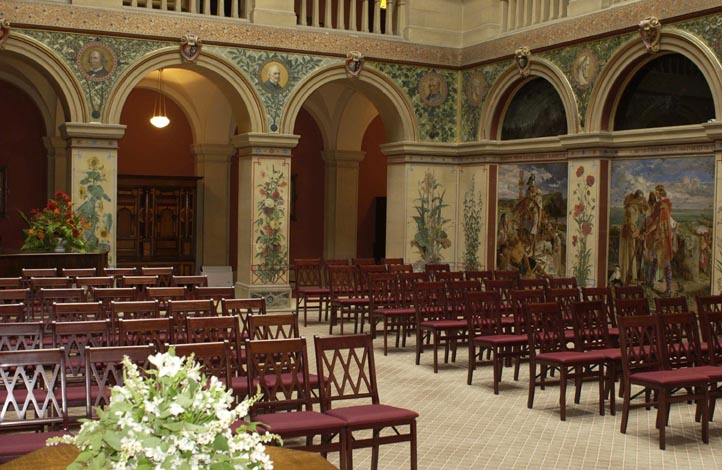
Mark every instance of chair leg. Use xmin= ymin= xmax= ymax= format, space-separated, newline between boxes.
xmin=493 ymin=348 xmax=501 ymax=395
xmin=598 ymin=364 xmax=605 ymax=416
xmin=528 ymin=361 xmax=536 ymax=409
xmin=702 ymin=387 xmax=710 ymax=444
xmin=621 ymin=381 xmax=631 ymax=434
xmin=467 ymin=342 xmax=476 ymax=385
xmin=560 ymin=366 xmax=567 ymax=421
xmin=410 ymin=420 xmax=418 ymax=470
xmin=371 ymin=429 xmax=380 ymax=470
xmin=574 ymin=365 xmax=583 ymax=404
xmin=658 ymin=388 xmax=667 ymax=450
xmin=415 ymin=329 xmax=423 ymax=365
xmin=433 ymin=330 xmax=440 ymax=373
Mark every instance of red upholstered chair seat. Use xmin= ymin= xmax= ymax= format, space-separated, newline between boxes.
xmin=536 ymin=350 xmax=607 ymax=365
xmin=324 ymin=404 xmax=419 ymax=428
xmin=473 ymin=333 xmax=526 ymax=346
xmin=419 ymin=319 xmax=466 ymax=329
xmin=630 ymin=370 xmax=711 ymax=386
xmin=254 ymin=411 xmax=346 ymax=435
xmin=0 ymin=430 xmax=70 ymax=459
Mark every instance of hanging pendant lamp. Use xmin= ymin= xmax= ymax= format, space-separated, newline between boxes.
xmin=150 ymin=69 xmax=170 ymax=129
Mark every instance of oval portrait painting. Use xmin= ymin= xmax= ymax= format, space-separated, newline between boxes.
xmin=464 ymin=72 xmax=486 ymax=107
xmin=259 ymin=60 xmax=289 ymax=93
xmin=419 ymin=71 xmax=448 ymax=107
xmin=571 ymin=49 xmax=599 ymax=90
xmin=77 ymin=42 xmax=117 ymax=82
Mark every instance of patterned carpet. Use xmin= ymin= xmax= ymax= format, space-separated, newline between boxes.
xmin=297 ymin=318 xmax=722 ymax=470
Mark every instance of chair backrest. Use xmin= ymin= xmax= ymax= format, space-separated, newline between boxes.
xmin=120 ymin=275 xmax=159 ymax=299
xmin=53 ymin=301 xmax=103 ymax=323
xmin=466 ymin=290 xmax=502 ymax=336
xmin=314 ymin=334 xmax=381 ymax=411
xmin=571 ymin=301 xmax=612 ymax=351
xmin=547 ymin=287 xmax=581 ymax=323
xmin=582 ymin=287 xmax=616 ymax=326
xmin=397 ymin=272 xmax=427 ymax=307
xmin=40 ymin=288 xmax=85 ymax=320
xmin=0 ymin=322 xmax=44 ymax=350
xmin=517 ymin=278 xmax=548 ymax=292
xmin=654 ymin=296 xmax=689 ymax=315
xmin=30 ymin=276 xmax=72 ymax=290
xmin=368 ymin=273 xmax=402 ymax=311
xmin=23 ymin=268 xmax=58 ymax=278
xmin=493 ymin=270 xmax=520 ymax=284
xmin=435 ymin=271 xmax=465 ymax=283
xmin=358 ymin=265 xmax=389 ymax=292
xmin=327 ymin=265 xmax=358 ymax=297
xmin=446 ymin=280 xmax=483 ymax=316
xmin=249 ymin=312 xmax=300 ymax=339
xmin=0 ymin=288 xmax=30 ymax=304
xmin=61 ymin=267 xmax=97 ymax=278
xmin=424 ymin=263 xmax=451 ymax=280
xmin=293 ymin=259 xmax=324 ymax=288
xmin=52 ymin=320 xmax=112 ymax=379
xmin=75 ymin=277 xmax=114 ymax=300
xmin=194 ymin=287 xmax=235 ymax=311
xmin=170 ymin=341 xmax=233 ymax=386
xmin=388 ymin=264 xmax=413 ymax=273
xmin=245 ymin=337 xmax=313 ymax=416
xmin=118 ymin=318 xmax=173 ymax=352
xmin=0 ymin=348 xmax=68 ymax=430
xmin=618 ymin=314 xmax=663 ymax=376
xmin=697 ymin=295 xmax=722 ymax=316
xmin=526 ymin=302 xmax=567 ymax=355
xmin=140 ymin=266 xmax=174 ymax=287
xmin=168 ymin=299 xmax=216 ymax=339
xmin=699 ymin=309 xmax=722 ymax=365
xmin=381 ymin=258 xmax=404 ymax=266
xmin=92 ymin=287 xmax=138 ymax=319
xmin=103 ymin=267 xmax=137 ymax=285
xmin=614 ymin=285 xmax=645 ymax=300
xmin=413 ymin=281 xmax=448 ymax=321
xmin=221 ymin=298 xmax=266 ymax=339
xmin=464 ymin=270 xmax=493 ymax=285
xmin=170 ymin=275 xmax=208 ymax=298
xmin=509 ymin=289 xmax=547 ymax=333
xmin=658 ymin=312 xmax=704 ymax=369
xmin=186 ymin=316 xmax=244 ymax=374
xmin=146 ymin=287 xmax=187 ymax=311
xmin=548 ymin=277 xmax=578 ymax=289
xmin=485 ymin=279 xmax=515 ymax=304
xmin=84 ymin=344 xmax=155 ymax=418
xmin=616 ymin=298 xmax=650 ymax=317
xmin=0 ymin=277 xmax=22 ymax=289
xmin=111 ymin=300 xmax=161 ymax=325
xmin=0 ymin=303 xmax=25 ymax=323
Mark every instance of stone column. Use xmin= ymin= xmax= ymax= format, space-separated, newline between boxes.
xmin=322 ymin=150 xmax=365 ymax=260
xmin=232 ymin=132 xmax=299 ymax=309
xmin=192 ymin=144 xmax=234 ymax=268
xmin=59 ymin=122 xmax=126 ymax=266
xmin=44 ymin=135 xmax=70 ymax=196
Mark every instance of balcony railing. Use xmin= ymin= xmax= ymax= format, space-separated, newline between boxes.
xmin=123 ymin=0 xmax=250 ymax=20
xmin=295 ymin=0 xmax=406 ymax=37
xmin=500 ymin=0 xmax=569 ymax=32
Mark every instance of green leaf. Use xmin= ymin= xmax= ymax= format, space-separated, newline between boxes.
xmin=214 ymin=433 xmax=230 ymax=451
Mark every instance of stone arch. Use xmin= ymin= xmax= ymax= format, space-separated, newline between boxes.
xmin=280 ymin=64 xmax=417 ymax=143
xmin=105 ymin=47 xmax=266 ymax=135
xmin=587 ymin=28 xmax=722 ymax=132
xmin=479 ymin=58 xmax=580 ymax=140
xmin=2 ymin=32 xmax=88 ymax=125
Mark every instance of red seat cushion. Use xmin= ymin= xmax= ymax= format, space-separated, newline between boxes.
xmin=678 ymin=365 xmax=722 ymax=381
xmin=608 ymin=327 xmax=619 ymax=337
xmin=0 ymin=430 xmax=70 ymax=459
xmin=420 ymin=320 xmax=466 ymax=329
xmin=536 ymin=350 xmax=607 ymax=365
xmin=630 ymin=370 xmax=710 ymax=386
xmin=324 ymin=404 xmax=418 ymax=428
xmin=253 ymin=411 xmax=345 ymax=435
xmin=473 ymin=334 xmax=527 ymax=346
xmin=374 ymin=308 xmax=415 ymax=316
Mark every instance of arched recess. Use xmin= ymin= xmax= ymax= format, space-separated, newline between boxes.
xmin=2 ymin=32 xmax=88 ymax=125
xmin=479 ymin=58 xmax=580 ymax=140
xmin=105 ymin=47 xmax=265 ymax=135
xmin=280 ymin=64 xmax=417 ymax=143
xmin=587 ymin=28 xmax=722 ymax=132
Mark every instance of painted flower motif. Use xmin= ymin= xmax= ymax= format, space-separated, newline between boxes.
xmin=573 ymin=203 xmax=585 ymax=218
xmin=576 ymin=166 xmax=584 ymax=177
xmin=572 ymin=235 xmax=578 ymax=247
xmin=582 ymin=221 xmax=592 ymax=236
xmin=586 ymin=175 xmax=595 ymax=187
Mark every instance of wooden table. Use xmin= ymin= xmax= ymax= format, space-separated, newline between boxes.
xmin=0 ymin=251 xmax=108 ymax=277
xmin=0 ymin=444 xmax=337 ymax=470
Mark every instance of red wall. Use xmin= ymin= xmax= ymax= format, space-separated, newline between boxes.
xmin=0 ymin=80 xmax=47 ymax=250
xmin=118 ymin=88 xmax=194 ymax=176
xmin=289 ymin=108 xmax=325 ymax=261
xmin=357 ymin=116 xmax=387 ymax=258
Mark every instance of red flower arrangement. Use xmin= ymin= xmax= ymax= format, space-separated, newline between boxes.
xmin=20 ymin=192 xmax=88 ymax=252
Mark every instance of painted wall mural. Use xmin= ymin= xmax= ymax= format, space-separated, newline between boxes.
xmin=460 ymin=61 xmax=510 ymax=142
xmin=609 ymin=157 xmax=714 ymax=302
xmin=497 ymin=162 xmax=568 ymax=277
xmin=567 ymin=161 xmax=601 ymax=287
xmin=458 ymin=166 xmax=489 ymax=271
xmin=253 ymin=162 xmax=289 ymax=284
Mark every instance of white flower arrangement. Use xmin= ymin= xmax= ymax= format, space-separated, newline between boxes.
xmin=48 ymin=348 xmax=279 ymax=470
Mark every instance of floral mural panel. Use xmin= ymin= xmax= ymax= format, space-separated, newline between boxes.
xmin=609 ymin=157 xmax=714 ymax=303
xmin=497 ymin=162 xmax=568 ymax=277
xmin=715 ymin=155 xmax=722 ymax=295
xmin=72 ymin=150 xmax=116 ymax=264
xmin=252 ymin=159 xmax=290 ymax=285
xmin=457 ymin=166 xmax=489 ymax=271
xmin=567 ymin=161 xmax=601 ymax=287
xmin=405 ymin=165 xmax=458 ymax=266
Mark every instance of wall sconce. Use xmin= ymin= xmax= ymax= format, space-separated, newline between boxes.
xmin=150 ymin=69 xmax=170 ymax=129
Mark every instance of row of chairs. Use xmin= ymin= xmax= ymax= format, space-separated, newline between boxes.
xmin=8 ymin=266 xmax=180 ymax=287
xmin=0 ymin=334 xmax=419 ymax=469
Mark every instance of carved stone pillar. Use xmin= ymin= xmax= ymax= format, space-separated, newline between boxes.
xmin=192 ymin=144 xmax=234 ymax=268
xmin=322 ymin=150 xmax=365 ymax=259
xmin=232 ymin=132 xmax=299 ymax=309
xmin=43 ymin=135 xmax=69 ymax=196
xmin=59 ymin=122 xmax=126 ymax=265
xmin=250 ymin=0 xmax=297 ymax=27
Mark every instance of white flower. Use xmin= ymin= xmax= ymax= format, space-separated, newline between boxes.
xmin=169 ymin=402 xmax=184 ymax=416
xmin=264 ymin=198 xmax=275 ymax=208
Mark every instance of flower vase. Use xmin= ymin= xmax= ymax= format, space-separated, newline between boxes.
xmin=54 ymin=240 xmax=67 ymax=253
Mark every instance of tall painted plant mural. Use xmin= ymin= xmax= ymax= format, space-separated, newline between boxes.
xmin=570 ymin=165 xmax=595 ymax=286
xmin=76 ymin=156 xmax=112 ymax=256
xmin=411 ymin=170 xmax=451 ymax=263
xmin=463 ymin=176 xmax=483 ymax=270
xmin=255 ymin=166 xmax=288 ymax=284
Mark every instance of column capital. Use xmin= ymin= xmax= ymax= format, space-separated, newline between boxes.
xmin=191 ymin=143 xmax=235 ymax=163
xmin=59 ymin=122 xmax=126 ymax=149
xmin=231 ymin=132 xmax=299 ymax=157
